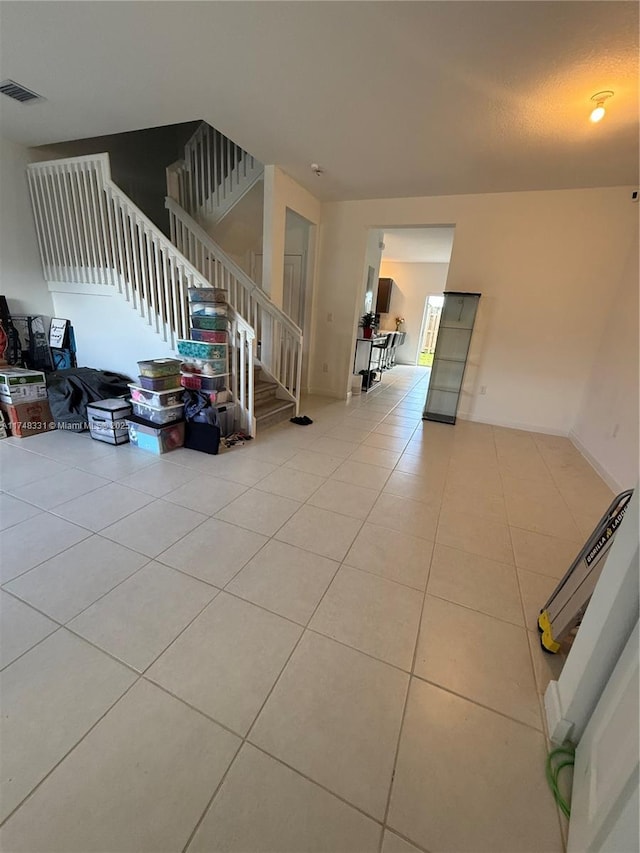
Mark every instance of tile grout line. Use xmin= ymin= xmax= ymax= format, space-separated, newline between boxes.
xmin=376 ymin=417 xmax=450 ymax=853
xmin=3 ymin=372 xmax=579 ymax=847
xmin=180 ymin=527 xmax=348 ymax=853
xmin=494 ymin=425 xmax=569 ymax=845
xmin=0 ymin=676 xmax=142 ymax=829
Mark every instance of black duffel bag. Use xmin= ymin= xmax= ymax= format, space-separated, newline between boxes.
xmin=183 ymin=390 xmax=221 ymax=455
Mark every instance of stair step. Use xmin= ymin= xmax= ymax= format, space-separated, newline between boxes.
xmin=254 ymin=381 xmax=278 ymax=404
xmin=254 ymin=398 xmax=295 ymax=430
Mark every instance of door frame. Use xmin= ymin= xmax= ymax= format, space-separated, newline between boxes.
xmin=415 ymin=292 xmax=445 ymax=366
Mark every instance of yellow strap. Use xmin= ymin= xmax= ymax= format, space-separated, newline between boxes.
xmin=538 ymin=610 xmax=561 ymax=654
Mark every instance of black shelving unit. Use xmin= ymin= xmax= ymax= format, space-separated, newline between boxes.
xmin=423 ymin=292 xmax=481 ymax=424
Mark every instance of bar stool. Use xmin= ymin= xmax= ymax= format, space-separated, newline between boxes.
xmin=387 ymin=332 xmax=399 ymax=368
xmin=371 ymin=333 xmax=393 ymax=371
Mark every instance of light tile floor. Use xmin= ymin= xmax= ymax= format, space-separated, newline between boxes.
xmin=0 ymin=366 xmax=613 ymax=852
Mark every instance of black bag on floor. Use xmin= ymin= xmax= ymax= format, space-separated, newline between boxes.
xmin=184 ymin=421 xmax=221 ymax=455
xmin=183 ymin=390 xmax=221 ymax=455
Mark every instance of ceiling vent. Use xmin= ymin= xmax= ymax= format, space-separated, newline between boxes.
xmin=0 ymin=79 xmax=44 ymax=104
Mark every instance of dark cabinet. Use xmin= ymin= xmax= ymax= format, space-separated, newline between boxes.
xmin=376 ymin=278 xmax=394 ymax=314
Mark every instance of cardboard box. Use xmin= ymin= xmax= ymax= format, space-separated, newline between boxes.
xmin=0 ymin=382 xmax=48 ymax=405
xmin=0 ymin=367 xmax=46 ymax=397
xmin=0 ymin=399 xmax=55 ymax=438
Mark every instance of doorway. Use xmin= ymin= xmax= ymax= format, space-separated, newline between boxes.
xmin=417 ymin=294 xmax=444 ymax=367
xmin=377 ymin=226 xmax=454 ymax=366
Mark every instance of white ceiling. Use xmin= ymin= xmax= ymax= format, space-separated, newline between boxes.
xmin=0 ymin=2 xmax=637 ymax=202
xmin=383 ymin=228 xmax=455 ymax=263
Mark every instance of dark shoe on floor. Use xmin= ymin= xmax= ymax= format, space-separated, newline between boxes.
xmin=290 ymin=416 xmax=313 ymax=426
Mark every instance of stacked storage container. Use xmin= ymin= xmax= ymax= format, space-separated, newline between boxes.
xmin=127 ymin=358 xmax=185 ymax=454
xmin=180 ymin=287 xmax=235 ymax=435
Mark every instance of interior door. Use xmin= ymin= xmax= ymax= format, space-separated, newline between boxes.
xmin=568 ymin=620 xmax=639 ymax=852
xmin=282 ymin=255 xmax=304 ymax=329
xmin=250 ymin=254 xmax=304 ymax=329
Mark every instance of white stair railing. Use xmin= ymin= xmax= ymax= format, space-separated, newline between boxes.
xmin=26 ymin=153 xmax=255 ymax=433
xmin=166 ymin=122 xmax=263 ymax=225
xmin=167 ymin=197 xmax=302 ymax=414
xmin=228 ymin=308 xmax=256 ymax=437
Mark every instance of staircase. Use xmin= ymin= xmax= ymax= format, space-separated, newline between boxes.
xmin=254 ymin=368 xmax=295 ymax=430
xmin=166 ymin=122 xmax=264 ymax=226
xmin=166 ymin=198 xmax=302 ymax=424
xmin=25 ymin=147 xmax=302 ymax=436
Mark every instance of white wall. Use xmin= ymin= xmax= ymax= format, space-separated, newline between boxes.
xmin=0 ymin=137 xmax=53 ymax=316
xmin=50 ymin=285 xmax=176 ymax=380
xmin=378 ymin=261 xmax=449 ymax=364
xmin=262 ymin=166 xmax=322 ymax=307
xmin=570 ymin=238 xmax=639 ymax=491
xmin=311 ymin=187 xmax=638 ymax=436
xmin=207 ymin=180 xmax=264 ymax=276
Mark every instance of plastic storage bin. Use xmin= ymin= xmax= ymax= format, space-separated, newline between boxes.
xmin=180 ymin=358 xmax=227 ymax=376
xmin=177 ymin=339 xmax=227 ymax=360
xmin=137 ymin=358 xmax=182 ymax=378
xmin=130 ymin=399 xmax=184 ymax=424
xmin=191 ymin=315 xmax=228 ymax=331
xmin=188 ymin=287 xmax=227 ymax=304
xmin=137 ymin=374 xmax=181 ymax=391
xmin=214 ymin=403 xmax=235 ymax=437
xmin=87 ymin=398 xmax=132 ymax=445
xmin=190 ymin=304 xmax=228 ymax=317
xmin=127 ymin=416 xmax=185 ymax=455
xmin=128 ymin=384 xmax=183 ymax=408
xmin=180 ymin=374 xmax=226 ymax=392
xmin=190 ymin=329 xmax=228 ymax=344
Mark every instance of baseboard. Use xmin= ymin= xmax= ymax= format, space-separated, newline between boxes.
xmin=306 ymin=387 xmax=348 ymax=400
xmin=568 ymin=430 xmax=624 ymax=493
xmin=48 ymin=280 xmax=113 ymax=296
xmin=544 ymin=681 xmax=575 ymax=745
xmin=456 ymin=412 xmax=569 ymax=437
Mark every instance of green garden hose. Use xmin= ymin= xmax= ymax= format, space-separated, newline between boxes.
xmin=546 ymin=745 xmax=575 ymax=818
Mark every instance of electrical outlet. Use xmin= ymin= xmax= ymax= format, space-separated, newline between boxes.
xmin=322 ymin=363 xmax=329 ymax=373
xmin=479 ymin=385 xmax=487 ymax=395
xmin=632 ymin=190 xmax=639 ymax=203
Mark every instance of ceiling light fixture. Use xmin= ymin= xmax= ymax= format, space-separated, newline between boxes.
xmin=589 ymin=91 xmax=614 ymax=123
xmin=310 ymin=163 xmax=323 ymax=177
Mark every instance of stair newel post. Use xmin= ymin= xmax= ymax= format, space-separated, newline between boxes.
xmin=239 ymin=323 xmax=246 ymax=432
xmin=295 ymin=337 xmax=303 ymax=416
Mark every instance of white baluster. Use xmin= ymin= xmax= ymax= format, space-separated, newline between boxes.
xmin=27 ymin=172 xmax=50 ymax=279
